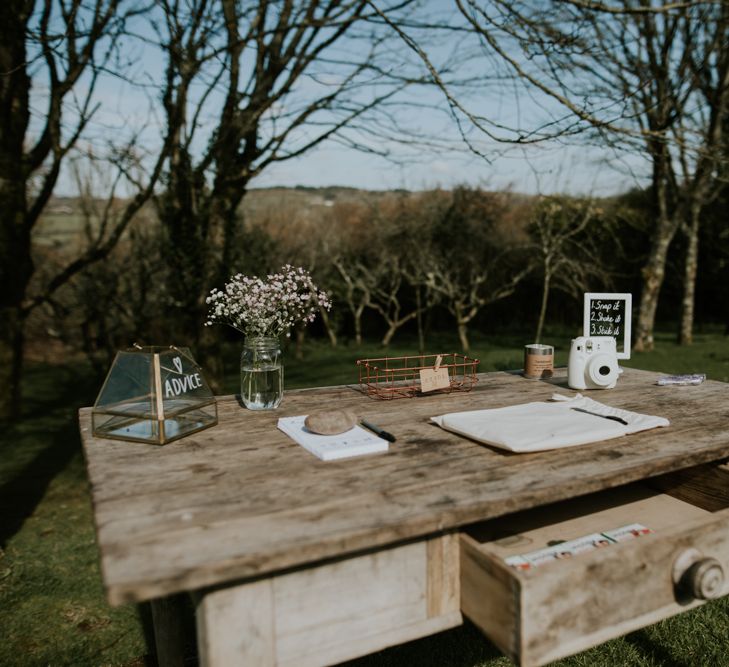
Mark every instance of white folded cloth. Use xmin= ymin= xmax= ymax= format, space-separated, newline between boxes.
xmin=430 ymin=393 xmax=670 ymax=453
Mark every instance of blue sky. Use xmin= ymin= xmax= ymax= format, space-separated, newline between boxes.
xmin=42 ymin=2 xmax=648 ymax=198
xmin=251 ymin=138 xmax=643 ymax=195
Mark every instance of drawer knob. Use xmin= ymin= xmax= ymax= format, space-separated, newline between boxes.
xmin=684 ymin=558 xmax=724 ymax=600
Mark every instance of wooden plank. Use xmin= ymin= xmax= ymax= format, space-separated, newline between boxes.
xmin=461 ymin=533 xmax=521 ymax=661
xmin=196 ymin=579 xmax=275 ymax=667
xmin=195 ymin=537 xmax=461 ymax=667
xmin=281 ymin=613 xmax=462 ymax=667
xmin=78 ymin=368 xmax=729 ymax=604
xmin=462 ymin=489 xmax=729 ymax=667
xmin=276 ymin=540 xmax=426 ymax=667
xmin=426 ymin=532 xmax=460 ymax=617
xmin=648 ymin=461 xmax=729 ymax=511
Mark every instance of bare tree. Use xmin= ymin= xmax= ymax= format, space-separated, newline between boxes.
xmin=422 ymin=187 xmax=529 ymax=352
xmin=364 ymin=193 xmax=443 ymax=347
xmin=333 ymin=257 xmax=372 ymax=345
xmin=151 ymin=0 xmax=427 ymax=379
xmin=398 ymin=192 xmax=451 ymax=352
xmin=673 ymin=8 xmax=729 ymax=344
xmin=332 ymin=217 xmax=421 ymax=348
xmin=317 ymin=199 xmax=376 ymax=346
xmin=368 ymin=257 xmax=419 ymax=346
xmin=446 ymin=1 xmax=729 ymax=350
xmin=528 ymin=196 xmax=608 ymax=343
xmin=0 ymin=0 xmax=168 ymax=420
xmin=277 ymin=215 xmax=341 ymax=349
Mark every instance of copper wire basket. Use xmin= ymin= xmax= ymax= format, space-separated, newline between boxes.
xmin=356 ymin=353 xmax=479 ymax=400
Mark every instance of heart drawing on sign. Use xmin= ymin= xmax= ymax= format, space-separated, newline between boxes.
xmin=173 ymin=356 xmax=183 ymax=374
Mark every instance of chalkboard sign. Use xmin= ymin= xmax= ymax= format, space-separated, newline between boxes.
xmin=583 ymin=292 xmax=632 ymax=360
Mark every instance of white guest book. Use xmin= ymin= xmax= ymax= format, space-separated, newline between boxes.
xmin=278 ymin=415 xmax=389 ymax=461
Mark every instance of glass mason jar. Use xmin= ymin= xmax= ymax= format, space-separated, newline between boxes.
xmin=240 ymin=336 xmax=283 ymax=410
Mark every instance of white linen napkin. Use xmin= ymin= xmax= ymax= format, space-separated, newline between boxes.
xmin=430 ymin=393 xmax=670 ymax=453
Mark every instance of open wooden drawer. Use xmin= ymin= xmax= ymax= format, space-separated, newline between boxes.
xmin=460 ymin=463 xmax=729 ymax=667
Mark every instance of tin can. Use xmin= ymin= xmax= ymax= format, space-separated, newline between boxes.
xmin=524 ymin=344 xmax=554 ymax=379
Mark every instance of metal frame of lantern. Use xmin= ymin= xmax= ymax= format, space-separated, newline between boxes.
xmin=92 ymin=345 xmax=218 ymax=445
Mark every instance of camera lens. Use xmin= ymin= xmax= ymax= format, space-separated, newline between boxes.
xmin=599 ymin=365 xmax=611 ymax=376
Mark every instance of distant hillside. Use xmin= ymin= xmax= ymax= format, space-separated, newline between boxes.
xmin=45 ymin=185 xmax=540 ymax=217
xmin=242 ymin=186 xmax=405 ymax=217
xmin=37 ymin=186 xmax=545 ymax=247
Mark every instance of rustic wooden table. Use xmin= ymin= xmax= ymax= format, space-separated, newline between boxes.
xmin=79 ymin=367 xmax=729 ymax=667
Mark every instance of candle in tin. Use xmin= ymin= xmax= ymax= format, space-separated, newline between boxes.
xmin=523 ymin=343 xmax=554 ymax=379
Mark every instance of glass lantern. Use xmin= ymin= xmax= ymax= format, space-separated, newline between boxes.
xmin=92 ymin=345 xmax=218 ymax=445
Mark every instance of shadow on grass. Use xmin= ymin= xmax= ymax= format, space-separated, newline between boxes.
xmin=0 ymin=419 xmax=80 ymax=547
xmin=343 ymin=622 xmax=506 ymax=667
xmin=0 ymin=363 xmax=98 ymax=547
xmin=623 ymin=629 xmax=689 ymax=667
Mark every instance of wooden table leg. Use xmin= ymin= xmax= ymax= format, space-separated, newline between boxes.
xmin=150 ymin=595 xmax=187 ymax=667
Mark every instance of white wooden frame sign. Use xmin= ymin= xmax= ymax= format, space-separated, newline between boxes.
xmin=583 ymin=292 xmax=632 ymax=360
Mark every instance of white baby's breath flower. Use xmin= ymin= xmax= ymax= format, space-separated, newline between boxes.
xmin=206 ymin=265 xmax=332 ymax=338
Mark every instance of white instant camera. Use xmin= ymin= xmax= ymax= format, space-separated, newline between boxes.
xmin=568 ymin=336 xmax=622 ymax=390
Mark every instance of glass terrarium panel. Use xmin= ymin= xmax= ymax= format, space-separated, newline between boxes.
xmin=92 ymin=346 xmax=218 ymax=444
xmin=92 ymin=403 xmax=217 ymax=445
xmin=160 ymin=404 xmax=218 ymax=443
xmin=92 ymin=411 xmax=161 ymax=444
xmin=94 ymin=350 xmax=155 ymax=416
xmin=156 ymin=348 xmax=216 ymax=417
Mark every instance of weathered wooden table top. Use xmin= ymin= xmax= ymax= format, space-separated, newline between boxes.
xmin=79 ymin=367 xmax=729 ymax=605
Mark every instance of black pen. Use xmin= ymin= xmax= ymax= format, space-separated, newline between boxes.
xmin=360 ymin=419 xmax=397 ymax=442
xmin=571 ymin=407 xmax=628 ymax=426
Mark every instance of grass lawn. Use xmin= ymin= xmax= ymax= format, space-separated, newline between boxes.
xmin=1 ymin=330 xmax=729 ymax=666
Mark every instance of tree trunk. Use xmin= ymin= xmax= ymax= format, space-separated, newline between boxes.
xmin=158 ymin=172 xmax=247 ymax=392
xmin=381 ymin=324 xmax=397 ymax=347
xmin=535 ymin=266 xmax=551 ymax=344
xmin=0 ymin=2 xmax=32 ymax=421
xmin=678 ymin=204 xmax=701 ymax=346
xmin=0 ymin=192 xmax=31 ymax=420
xmin=415 ymin=286 xmax=425 ymax=354
xmin=380 ymin=310 xmax=418 ymax=347
xmin=353 ymin=295 xmax=369 ymax=346
xmin=634 ymin=218 xmax=677 ymax=352
xmin=354 ymin=310 xmax=363 ymax=346
xmin=634 ymin=149 xmax=678 ymax=353
xmin=457 ymin=320 xmax=470 ymax=353
xmin=197 ymin=325 xmax=223 ymax=394
xmin=319 ymin=305 xmax=337 ymax=347
xmin=0 ymin=307 xmax=25 ymax=421
xmin=189 ymin=204 xmax=231 ymax=393
xmin=295 ymin=326 xmax=305 ymax=360
xmin=453 ymin=303 xmax=470 ymax=352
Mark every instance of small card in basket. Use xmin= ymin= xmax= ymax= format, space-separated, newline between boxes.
xmin=420 ymin=355 xmax=450 ymax=393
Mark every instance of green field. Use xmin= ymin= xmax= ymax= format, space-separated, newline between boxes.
xmin=1 ymin=331 xmax=729 ymax=666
